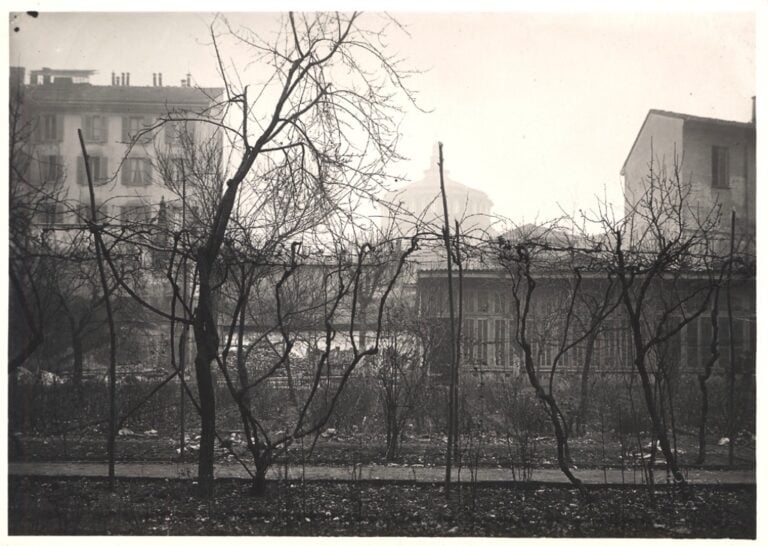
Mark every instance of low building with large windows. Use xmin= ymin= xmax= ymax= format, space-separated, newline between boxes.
xmin=416 ymin=103 xmax=756 ymax=384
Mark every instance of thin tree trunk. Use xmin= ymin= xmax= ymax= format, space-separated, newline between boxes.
xmin=236 ymin=291 xmax=251 ymax=411
xmin=520 ymin=342 xmax=585 ymax=494
xmin=452 ymin=220 xmax=463 ymax=463
xmin=697 ymin=286 xmax=720 ymax=464
xmin=631 ymin=346 xmax=685 ymax=484
xmin=437 ymin=143 xmax=458 ymax=493
xmin=71 ymin=329 xmax=84 ymax=403
xmin=575 ymin=330 xmax=597 ymax=436
xmin=252 ymin=461 xmax=269 ymax=496
xmin=192 ymin=255 xmax=219 ymax=498
xmin=726 ymin=210 xmax=736 ymax=467
xmin=78 ymin=130 xmax=118 ymax=489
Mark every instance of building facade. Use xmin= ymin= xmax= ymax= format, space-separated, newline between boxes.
xmin=10 ymin=66 xmax=223 ymax=377
xmin=13 ymin=66 xmax=222 ymax=234
xmin=621 ymin=105 xmax=756 ymax=247
xmin=418 ymin=268 xmax=755 ymax=381
xmin=416 ymin=103 xmax=756 ymax=382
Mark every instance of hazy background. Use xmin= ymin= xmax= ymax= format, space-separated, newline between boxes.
xmin=9 ymin=9 xmax=756 ymax=225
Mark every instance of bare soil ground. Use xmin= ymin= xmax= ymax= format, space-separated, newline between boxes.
xmin=8 ymin=476 xmax=755 ymax=537
xmin=10 ymin=429 xmax=756 ymax=470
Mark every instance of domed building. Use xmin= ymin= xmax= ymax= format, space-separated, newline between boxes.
xmin=382 ymin=144 xmax=493 ymax=240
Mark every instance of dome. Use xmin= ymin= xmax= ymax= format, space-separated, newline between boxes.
xmin=382 ymin=143 xmax=494 ymax=236
xmin=398 ymin=143 xmax=493 ymax=205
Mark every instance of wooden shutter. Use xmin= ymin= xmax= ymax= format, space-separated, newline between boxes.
xmin=164 ymin=121 xmax=176 ymax=145
xmin=121 ymin=159 xmax=131 ymax=184
xmin=101 ymin=157 xmax=109 ymax=182
xmin=122 ymin=117 xmax=130 ymax=142
xmin=34 ymin=116 xmax=43 ymax=142
xmin=144 ymin=117 xmax=154 ymax=144
xmin=77 ymin=157 xmax=86 ymax=186
xmin=81 ymin=115 xmax=90 ymax=140
xmin=142 ymin=159 xmax=152 ymax=185
xmin=100 ymin=116 xmax=108 ymax=143
xmin=721 ymin=149 xmax=729 ymax=186
xmin=56 ymin=155 xmax=64 ymax=180
xmin=55 ymin=115 xmax=64 ymax=142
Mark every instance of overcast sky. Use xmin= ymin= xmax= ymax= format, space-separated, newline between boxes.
xmin=9 ymin=9 xmax=756 ymax=225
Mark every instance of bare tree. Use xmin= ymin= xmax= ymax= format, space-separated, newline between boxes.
xmin=375 ymin=299 xmax=432 ymax=461
xmin=582 ymin=151 xmax=723 ymax=485
xmin=496 ymin=222 xmax=618 ymax=495
xmin=213 ymin=235 xmax=418 ymax=494
xmin=8 ymin=75 xmax=66 ymax=372
xmin=70 ymin=12 xmax=420 ymax=497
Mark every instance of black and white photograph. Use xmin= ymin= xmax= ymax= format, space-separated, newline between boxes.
xmin=6 ymin=3 xmax=759 ymax=539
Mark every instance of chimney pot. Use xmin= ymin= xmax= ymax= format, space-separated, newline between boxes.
xmin=158 ymin=73 xmax=163 ymax=87
xmin=121 ymin=72 xmax=125 ymax=86
xmin=152 ymin=73 xmax=157 ymax=86
xmin=127 ymin=73 xmax=130 ymax=86
xmin=751 ymin=96 xmax=756 ymax=125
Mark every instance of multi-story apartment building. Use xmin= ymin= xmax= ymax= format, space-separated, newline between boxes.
xmin=12 ymin=66 xmax=223 ymax=233
xmin=10 ymin=66 xmax=223 ymax=376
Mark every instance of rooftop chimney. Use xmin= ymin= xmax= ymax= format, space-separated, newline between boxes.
xmin=126 ymin=72 xmax=130 ymax=86
xmin=158 ymin=73 xmax=163 ymax=87
xmin=186 ymin=73 xmax=191 ymax=87
xmin=121 ymin=72 xmax=125 ymax=86
xmin=152 ymin=73 xmax=157 ymax=86
xmin=751 ymin=96 xmax=756 ymax=125
xmin=111 ymin=71 xmax=116 ymax=85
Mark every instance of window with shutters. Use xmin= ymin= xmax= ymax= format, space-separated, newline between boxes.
xmin=122 ymin=158 xmax=152 ymax=186
xmin=478 ymin=290 xmax=489 ymax=313
xmin=129 ymin=117 xmax=143 ymax=135
xmin=463 ymin=319 xmax=475 ymax=360
xmin=717 ymin=316 xmax=732 ymax=369
xmin=495 ymin=319 xmax=505 ymax=366
xmin=508 ymin=320 xmax=516 ymax=368
xmin=82 ymin=115 xmax=107 ymax=142
xmin=493 ymin=292 xmax=503 ymax=315
xmin=164 ymin=120 xmax=195 ymax=146
xmin=161 ymin=156 xmax=185 ymax=186
xmin=77 ymin=156 xmax=109 ymax=185
xmin=41 ymin=155 xmax=64 ymax=182
xmin=74 ymin=203 xmax=89 ymax=225
xmin=74 ymin=202 xmax=107 ymax=225
xmin=37 ymin=114 xmax=61 ymax=142
xmin=120 ymin=203 xmax=152 ymax=224
xmin=36 ymin=200 xmax=62 ymax=225
xmin=478 ymin=319 xmax=489 ymax=364
xmin=712 ymin=146 xmax=730 ymax=188
xmin=465 ymin=289 xmax=475 ymax=314
xmin=123 ymin=116 xmax=153 ymax=143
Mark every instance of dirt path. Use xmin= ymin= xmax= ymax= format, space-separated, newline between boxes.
xmin=8 ymin=461 xmax=755 ymax=485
